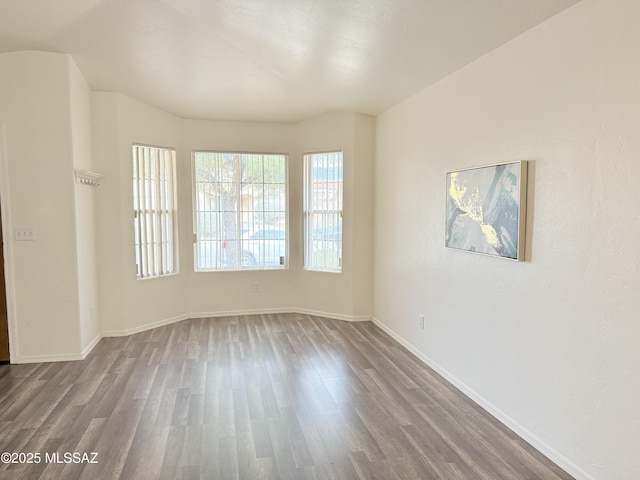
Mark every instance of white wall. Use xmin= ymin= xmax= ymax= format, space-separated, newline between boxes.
xmin=92 ymin=92 xmax=186 ymax=335
xmin=293 ymin=113 xmax=374 ymax=320
xmin=180 ymin=119 xmax=297 ymax=317
xmin=373 ymin=1 xmax=640 ymax=479
xmin=69 ymin=58 xmax=101 ymax=354
xmin=0 ymin=51 xmax=83 ymax=361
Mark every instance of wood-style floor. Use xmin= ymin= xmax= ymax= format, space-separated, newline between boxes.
xmin=0 ymin=313 xmax=574 ymax=480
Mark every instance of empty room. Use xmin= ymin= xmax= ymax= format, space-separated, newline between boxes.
xmin=0 ymin=0 xmax=638 ymax=479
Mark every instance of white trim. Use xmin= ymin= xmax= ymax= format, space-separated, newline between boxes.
xmin=13 ymin=352 xmax=87 ymax=363
xmin=189 ymin=307 xmax=293 ymax=320
xmin=370 ymin=316 xmax=594 ymax=480
xmin=10 ymin=332 xmax=104 ymax=364
xmin=102 ymin=313 xmax=189 ymax=337
xmin=295 ymin=308 xmax=370 ymax=323
xmin=81 ymin=333 xmax=103 ymax=357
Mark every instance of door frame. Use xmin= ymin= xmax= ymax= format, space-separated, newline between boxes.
xmin=0 ymin=123 xmax=18 ymax=363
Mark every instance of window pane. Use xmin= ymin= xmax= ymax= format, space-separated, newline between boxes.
xmin=194 ymin=152 xmax=288 ymax=271
xmin=304 ymin=151 xmax=343 ymax=272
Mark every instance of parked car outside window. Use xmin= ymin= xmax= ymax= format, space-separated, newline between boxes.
xmin=241 ymin=229 xmax=286 ymax=267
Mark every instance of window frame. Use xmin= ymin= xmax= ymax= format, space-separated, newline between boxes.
xmin=191 ymin=150 xmax=289 ymax=272
xmin=132 ymin=143 xmax=179 ymax=279
xmin=303 ymin=150 xmax=344 ymax=273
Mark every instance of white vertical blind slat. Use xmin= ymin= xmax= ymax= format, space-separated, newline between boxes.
xmin=156 ymin=149 xmax=161 ymax=275
xmin=141 ymin=147 xmax=150 ymax=277
xmin=167 ymin=149 xmax=176 ymax=273
xmin=133 ymin=144 xmax=177 ymax=278
xmin=134 ymin=146 xmax=144 ymax=277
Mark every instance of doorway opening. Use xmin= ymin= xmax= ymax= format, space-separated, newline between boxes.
xmin=0 ymin=203 xmax=9 ymax=363
xmin=0 ymin=124 xmax=11 ymax=364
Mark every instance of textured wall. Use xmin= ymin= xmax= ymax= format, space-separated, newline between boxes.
xmin=69 ymin=58 xmax=101 ymax=354
xmin=373 ymin=1 xmax=640 ymax=479
xmin=0 ymin=52 xmax=82 ymax=361
xmin=92 ymin=92 xmax=185 ymax=335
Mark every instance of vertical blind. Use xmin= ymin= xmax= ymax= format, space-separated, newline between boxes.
xmin=132 ymin=145 xmax=178 ymax=278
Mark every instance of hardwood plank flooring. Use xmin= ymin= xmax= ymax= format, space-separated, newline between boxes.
xmin=0 ymin=314 xmax=574 ymax=480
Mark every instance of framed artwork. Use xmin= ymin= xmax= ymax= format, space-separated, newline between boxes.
xmin=445 ymin=160 xmax=527 ymax=261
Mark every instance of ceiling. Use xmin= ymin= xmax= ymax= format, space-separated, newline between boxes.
xmin=0 ymin=0 xmax=581 ymax=122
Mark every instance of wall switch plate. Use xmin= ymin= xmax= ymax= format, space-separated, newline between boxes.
xmin=14 ymin=228 xmax=36 ymax=241
xmin=419 ymin=314 xmax=425 ymax=329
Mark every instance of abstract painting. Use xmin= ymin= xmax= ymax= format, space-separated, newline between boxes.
xmin=445 ymin=161 xmax=527 ymax=260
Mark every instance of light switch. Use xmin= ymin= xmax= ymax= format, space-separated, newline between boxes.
xmin=14 ymin=228 xmax=36 ymax=241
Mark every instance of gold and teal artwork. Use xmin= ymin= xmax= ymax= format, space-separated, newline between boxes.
xmin=445 ymin=161 xmax=527 ymax=261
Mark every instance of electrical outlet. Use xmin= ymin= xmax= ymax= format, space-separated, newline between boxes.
xmin=418 ymin=314 xmax=425 ymax=329
xmin=251 ymin=282 xmax=261 ymax=293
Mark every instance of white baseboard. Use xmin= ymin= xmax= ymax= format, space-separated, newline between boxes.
xmin=295 ymin=308 xmax=371 ymax=323
xmin=102 ymin=313 xmax=190 ymax=337
xmin=81 ymin=333 xmax=103 ymax=358
xmin=189 ymin=308 xmax=370 ymax=323
xmin=12 ymin=351 xmax=86 ymax=363
xmin=370 ymin=316 xmax=594 ymax=480
xmin=188 ymin=307 xmax=294 ymax=320
xmin=11 ymin=332 xmax=104 ymax=363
